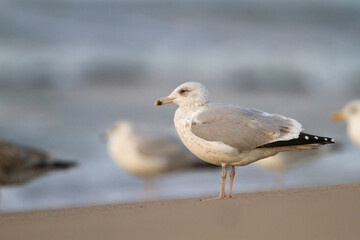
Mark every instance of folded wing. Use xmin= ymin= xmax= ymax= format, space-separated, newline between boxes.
xmin=191 ymin=103 xmax=303 ymax=151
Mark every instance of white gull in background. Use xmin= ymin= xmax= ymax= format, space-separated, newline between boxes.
xmin=103 ymin=121 xmax=214 ymax=196
xmin=332 ymin=99 xmax=360 ymax=148
xmin=0 ymin=141 xmax=77 ymax=211
xmin=155 ymin=82 xmax=335 ymax=200
xmin=255 ymin=143 xmax=341 ymax=189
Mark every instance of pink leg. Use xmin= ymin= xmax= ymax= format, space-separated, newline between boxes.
xmin=141 ymin=178 xmax=157 ymax=200
xmin=226 ymin=166 xmax=235 ymax=198
xmin=202 ymin=166 xmax=227 ymax=201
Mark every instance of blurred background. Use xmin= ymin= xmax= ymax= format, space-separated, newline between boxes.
xmin=1 ymin=0 xmax=360 ymax=212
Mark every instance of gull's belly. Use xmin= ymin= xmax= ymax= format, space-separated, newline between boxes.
xmin=174 ymin=119 xmax=240 ymax=166
xmin=108 ymin=139 xmax=167 ymax=177
xmin=173 ymin=108 xmax=282 ymax=166
xmin=175 ymin=123 xmax=279 ymax=166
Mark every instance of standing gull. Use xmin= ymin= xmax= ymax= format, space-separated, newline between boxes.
xmin=332 ymin=99 xmax=360 ymax=148
xmin=0 ymin=141 xmax=77 ymax=210
xmin=103 ymin=121 xmax=214 ymax=197
xmin=155 ymin=82 xmax=335 ymax=200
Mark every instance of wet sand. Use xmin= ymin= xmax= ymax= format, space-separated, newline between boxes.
xmin=1 ymin=183 xmax=359 ymax=240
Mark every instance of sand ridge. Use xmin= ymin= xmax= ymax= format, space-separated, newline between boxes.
xmin=1 ymin=183 xmax=360 ymax=240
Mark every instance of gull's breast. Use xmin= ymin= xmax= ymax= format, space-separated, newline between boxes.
xmin=348 ymin=117 xmax=360 ymax=148
xmin=174 ymin=108 xmax=239 ymax=165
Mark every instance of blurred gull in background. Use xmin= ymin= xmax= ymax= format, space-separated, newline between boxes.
xmin=0 ymin=141 xmax=77 ymax=212
xmin=155 ymin=82 xmax=335 ymax=200
xmin=103 ymin=121 xmax=214 ymax=198
xmin=255 ymin=144 xmax=341 ymax=189
xmin=332 ymin=100 xmax=360 ymax=148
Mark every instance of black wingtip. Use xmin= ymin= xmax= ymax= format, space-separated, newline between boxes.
xmin=310 ymin=134 xmax=335 ymax=145
xmin=257 ymin=133 xmax=335 ymax=148
xmin=51 ymin=160 xmax=78 ymax=170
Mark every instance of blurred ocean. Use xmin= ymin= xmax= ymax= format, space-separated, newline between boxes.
xmin=0 ymin=0 xmax=360 ymax=212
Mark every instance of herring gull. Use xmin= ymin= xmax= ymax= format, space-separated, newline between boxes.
xmin=103 ymin=121 xmax=215 ymax=196
xmin=155 ymin=82 xmax=335 ymax=200
xmin=332 ymin=99 xmax=360 ymax=148
xmin=0 ymin=141 xmax=77 ymax=210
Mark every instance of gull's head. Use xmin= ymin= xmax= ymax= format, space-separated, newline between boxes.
xmin=154 ymin=82 xmax=209 ymax=108
xmin=332 ymin=100 xmax=360 ymax=123
xmin=102 ymin=121 xmax=134 ymax=142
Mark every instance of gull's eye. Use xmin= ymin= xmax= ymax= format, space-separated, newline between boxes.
xmin=350 ymin=107 xmax=358 ymax=115
xmin=179 ymin=89 xmax=189 ymax=95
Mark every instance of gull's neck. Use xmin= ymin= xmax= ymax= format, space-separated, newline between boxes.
xmin=179 ymin=104 xmax=204 ymax=114
xmin=179 ymin=99 xmax=209 ymax=112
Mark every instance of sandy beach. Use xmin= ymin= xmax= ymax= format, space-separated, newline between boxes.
xmin=1 ymin=182 xmax=359 ymax=240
